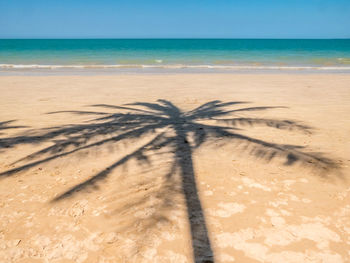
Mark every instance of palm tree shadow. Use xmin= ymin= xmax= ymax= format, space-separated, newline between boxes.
xmin=0 ymin=100 xmax=341 ymax=263
xmin=0 ymin=120 xmax=28 ymax=135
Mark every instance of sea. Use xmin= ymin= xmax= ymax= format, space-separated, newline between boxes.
xmin=1 ymin=39 xmax=350 ymax=74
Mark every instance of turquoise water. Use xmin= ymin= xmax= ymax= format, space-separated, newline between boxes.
xmin=1 ymin=39 xmax=350 ymax=71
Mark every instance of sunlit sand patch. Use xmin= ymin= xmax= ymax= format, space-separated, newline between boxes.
xmin=241 ymin=177 xmax=272 ymax=192
xmin=266 ymin=208 xmax=280 ymax=217
xmin=228 ymin=191 xmax=237 ymax=196
xmin=270 ymin=216 xmax=286 ymax=227
xmin=301 ymin=198 xmax=312 ymax=203
xmin=207 ymin=202 xmax=246 ymax=218
xmin=215 ymin=222 xmax=343 ymax=262
xmin=217 ymin=253 xmax=235 ymax=262
xmin=336 ymin=187 xmax=350 ymax=200
xmin=140 ymin=248 xmax=157 ymax=260
xmin=204 ymin=190 xmax=213 ymax=196
xmin=265 ymin=223 xmax=341 ymax=248
xmin=288 ymin=194 xmax=302 ymax=202
xmin=280 ymin=209 xmax=292 ymax=216
xmin=267 ymin=251 xmax=343 ymax=263
xmin=153 ymin=250 xmax=187 ymax=263
xmin=160 ymin=231 xmax=177 ymax=241
xmin=265 ymin=208 xmax=286 ymax=227
xmin=268 ymin=199 xmax=287 ymax=208
xmin=92 ymin=204 xmax=108 ymax=216
xmin=268 ymin=190 xmax=316 ymax=210
xmin=282 ymin=179 xmax=297 ymax=190
xmin=298 ymin=178 xmax=309 ymax=183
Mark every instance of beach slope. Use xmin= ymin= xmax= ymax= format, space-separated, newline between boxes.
xmin=0 ymin=74 xmax=350 ymax=263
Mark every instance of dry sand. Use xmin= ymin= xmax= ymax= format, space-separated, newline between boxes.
xmin=0 ymin=74 xmax=349 ymax=263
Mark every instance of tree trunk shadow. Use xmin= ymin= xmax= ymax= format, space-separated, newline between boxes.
xmin=0 ymin=99 xmax=342 ymax=263
xmin=175 ymin=127 xmax=214 ymax=263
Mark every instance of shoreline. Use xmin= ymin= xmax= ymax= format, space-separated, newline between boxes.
xmin=2 ymin=67 xmax=350 ymax=76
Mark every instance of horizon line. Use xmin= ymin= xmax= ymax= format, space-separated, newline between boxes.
xmin=1 ymin=37 xmax=350 ymax=40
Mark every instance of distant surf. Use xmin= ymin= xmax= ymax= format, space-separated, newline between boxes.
xmin=1 ymin=39 xmax=350 ymax=74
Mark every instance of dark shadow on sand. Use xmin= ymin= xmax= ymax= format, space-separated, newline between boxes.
xmin=0 ymin=120 xmax=27 ymax=134
xmin=0 ymin=100 xmax=340 ymax=262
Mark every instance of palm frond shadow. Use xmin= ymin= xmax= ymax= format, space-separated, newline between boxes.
xmin=0 ymin=120 xmax=28 ymax=134
xmin=0 ymin=100 xmax=340 ymax=263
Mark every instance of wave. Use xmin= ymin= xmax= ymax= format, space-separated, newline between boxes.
xmin=1 ymin=64 xmax=350 ymax=71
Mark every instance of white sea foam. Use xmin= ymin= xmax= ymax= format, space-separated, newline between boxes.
xmin=1 ymin=64 xmax=350 ymax=71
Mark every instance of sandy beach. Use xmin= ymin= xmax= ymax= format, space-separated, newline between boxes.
xmin=0 ymin=74 xmax=350 ymax=263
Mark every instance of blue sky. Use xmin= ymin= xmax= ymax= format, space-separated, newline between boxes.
xmin=0 ymin=0 xmax=349 ymax=38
